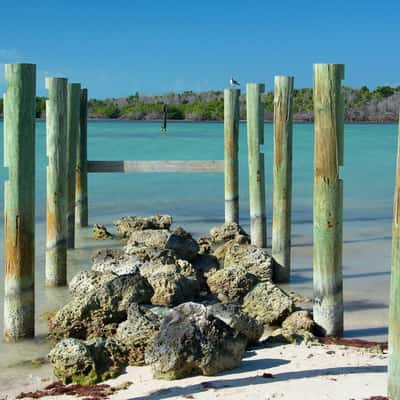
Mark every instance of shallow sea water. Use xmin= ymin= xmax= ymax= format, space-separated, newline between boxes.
xmin=0 ymin=120 xmax=396 ymax=388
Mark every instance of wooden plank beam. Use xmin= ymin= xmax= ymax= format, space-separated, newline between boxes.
xmin=87 ymin=160 xmax=224 ymax=173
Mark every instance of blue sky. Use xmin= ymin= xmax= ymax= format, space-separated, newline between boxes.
xmin=0 ymin=0 xmax=399 ymax=98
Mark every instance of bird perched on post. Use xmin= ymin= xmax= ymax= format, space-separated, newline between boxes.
xmin=230 ymin=77 xmax=240 ymax=86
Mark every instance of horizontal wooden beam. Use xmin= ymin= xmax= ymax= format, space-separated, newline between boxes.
xmin=88 ymin=160 xmax=224 ymax=173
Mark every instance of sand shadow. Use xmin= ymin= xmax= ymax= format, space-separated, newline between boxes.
xmin=128 ymin=364 xmax=386 ymax=400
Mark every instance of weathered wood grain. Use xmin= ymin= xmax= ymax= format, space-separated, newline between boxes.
xmin=272 ymin=76 xmax=294 ymax=283
xmin=224 ymin=88 xmax=240 ymax=223
xmin=45 ymin=77 xmax=68 ymax=287
xmin=87 ymin=160 xmax=224 ymax=173
xmin=313 ymin=64 xmax=345 ymax=337
xmin=3 ymin=63 xmax=36 ymax=341
xmin=246 ymin=83 xmax=266 ymax=248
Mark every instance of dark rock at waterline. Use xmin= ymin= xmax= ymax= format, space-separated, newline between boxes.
xmin=165 ymin=227 xmax=199 ymax=261
xmin=92 ymin=224 xmax=113 ymax=240
xmin=114 ymin=215 xmax=172 ymax=238
xmin=145 ymin=302 xmax=247 ymax=379
xmin=48 ymin=337 xmax=125 ymax=385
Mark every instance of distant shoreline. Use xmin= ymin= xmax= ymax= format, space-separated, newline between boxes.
xmin=0 ymin=117 xmax=398 ymax=125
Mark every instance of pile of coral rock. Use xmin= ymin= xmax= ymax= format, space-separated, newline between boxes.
xmin=48 ymin=215 xmax=316 ymax=384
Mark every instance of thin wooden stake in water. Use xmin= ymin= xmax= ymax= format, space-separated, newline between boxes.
xmin=313 ymin=64 xmax=344 ymax=337
xmin=75 ymin=88 xmax=88 ymax=228
xmin=246 ymin=83 xmax=266 ymax=247
xmin=45 ymin=77 xmax=68 ymax=286
xmin=388 ymin=115 xmax=400 ymax=399
xmin=3 ymin=63 xmax=36 ymax=341
xmin=224 ymin=88 xmax=240 ymax=223
xmin=66 ymin=83 xmax=81 ymax=248
xmin=272 ymin=76 xmax=294 ymax=282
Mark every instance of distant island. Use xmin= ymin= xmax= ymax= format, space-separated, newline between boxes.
xmin=1 ymin=85 xmax=399 ymax=122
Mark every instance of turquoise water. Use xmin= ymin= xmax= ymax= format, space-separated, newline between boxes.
xmin=0 ymin=120 xmax=397 ymax=389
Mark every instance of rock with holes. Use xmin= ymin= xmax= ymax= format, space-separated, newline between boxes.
xmin=207 ymin=302 xmax=263 ymax=346
xmin=191 ymin=253 xmax=220 ymax=292
xmin=126 ymin=229 xmax=170 ymax=249
xmin=114 ymin=304 xmax=164 ymax=365
xmin=145 ymin=302 xmax=247 ymax=379
xmin=242 ymin=282 xmax=294 ymax=326
xmin=210 ymin=222 xmax=249 ymax=244
xmin=205 ymin=267 xmax=258 ymax=303
xmin=49 ymin=337 xmax=125 ymax=385
xmin=91 ymin=248 xmax=144 ymax=275
xmin=92 ymin=224 xmax=113 ymax=240
xmin=165 ymin=227 xmax=199 ymax=261
xmin=223 ymin=243 xmax=273 ymax=282
xmin=50 ymin=270 xmax=153 ymax=340
xmin=114 ymin=215 xmax=172 ymax=238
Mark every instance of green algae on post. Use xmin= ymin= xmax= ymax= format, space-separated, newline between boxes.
xmin=272 ymin=76 xmax=294 ymax=282
xmin=246 ymin=83 xmax=266 ymax=248
xmin=313 ymin=64 xmax=344 ymax=337
xmin=3 ymin=63 xmax=36 ymax=341
xmin=388 ymin=114 xmax=400 ymax=399
xmin=45 ymin=77 xmax=68 ymax=287
xmin=66 ymin=83 xmax=81 ymax=248
xmin=224 ymin=88 xmax=240 ymax=224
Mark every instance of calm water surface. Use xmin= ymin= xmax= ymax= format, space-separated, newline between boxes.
xmin=0 ymin=121 xmax=396 ymax=387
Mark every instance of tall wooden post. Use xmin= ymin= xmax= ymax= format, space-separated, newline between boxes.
xmin=224 ymin=88 xmax=240 ymax=224
xmin=66 ymin=83 xmax=81 ymax=248
xmin=272 ymin=76 xmax=294 ymax=283
xmin=45 ymin=78 xmax=68 ymax=286
xmin=246 ymin=83 xmax=266 ymax=248
xmin=75 ymin=88 xmax=88 ymax=228
xmin=313 ymin=64 xmax=344 ymax=337
xmin=3 ymin=63 xmax=36 ymax=341
xmin=388 ymin=115 xmax=400 ymax=399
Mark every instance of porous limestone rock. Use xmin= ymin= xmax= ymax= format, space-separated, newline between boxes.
xmin=126 ymin=229 xmax=170 ymax=249
xmin=92 ymin=224 xmax=113 ymax=240
xmin=242 ymin=282 xmax=294 ymax=326
xmin=145 ymin=302 xmax=247 ymax=379
xmin=165 ymin=227 xmax=199 ymax=261
xmin=114 ymin=215 xmax=172 ymax=238
xmin=209 ymin=222 xmax=249 ymax=244
xmin=205 ymin=267 xmax=258 ymax=303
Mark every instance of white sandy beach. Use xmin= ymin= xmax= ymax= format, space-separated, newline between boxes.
xmin=3 ymin=342 xmax=387 ymax=400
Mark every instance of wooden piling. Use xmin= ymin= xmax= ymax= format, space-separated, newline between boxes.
xmin=246 ymin=83 xmax=266 ymax=248
xmin=75 ymin=88 xmax=88 ymax=228
xmin=66 ymin=83 xmax=81 ymax=248
xmin=3 ymin=63 xmax=36 ymax=341
xmin=224 ymin=88 xmax=240 ymax=224
xmin=272 ymin=76 xmax=294 ymax=282
xmin=388 ymin=114 xmax=400 ymax=399
xmin=45 ymin=77 xmax=68 ymax=286
xmin=313 ymin=64 xmax=344 ymax=337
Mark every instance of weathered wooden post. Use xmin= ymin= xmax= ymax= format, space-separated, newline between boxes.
xmin=75 ymin=88 xmax=88 ymax=228
xmin=272 ymin=76 xmax=294 ymax=282
xmin=313 ymin=64 xmax=344 ymax=337
xmin=45 ymin=77 xmax=68 ymax=286
xmin=224 ymin=88 xmax=240 ymax=224
xmin=246 ymin=83 xmax=266 ymax=248
xmin=388 ymin=114 xmax=400 ymax=399
xmin=3 ymin=63 xmax=36 ymax=341
xmin=66 ymin=83 xmax=81 ymax=248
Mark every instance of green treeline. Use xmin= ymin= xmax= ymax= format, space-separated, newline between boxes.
xmin=0 ymin=85 xmax=399 ymax=122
